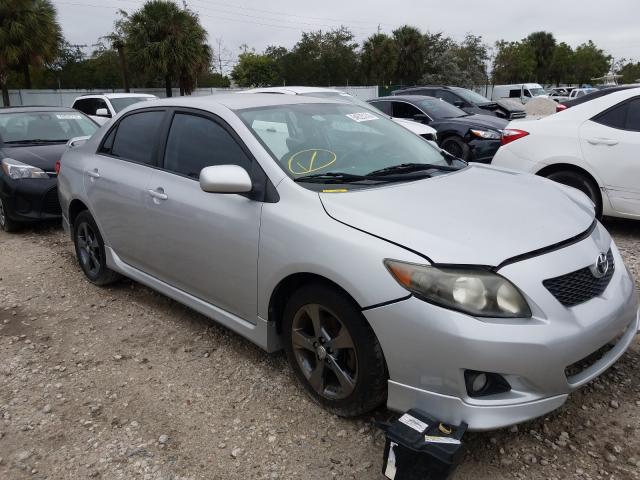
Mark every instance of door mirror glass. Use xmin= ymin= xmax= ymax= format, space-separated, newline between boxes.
xmin=200 ymin=165 xmax=252 ymax=194
xmin=95 ymin=108 xmax=110 ymax=117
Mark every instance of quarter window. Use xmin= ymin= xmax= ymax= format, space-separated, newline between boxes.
xmin=164 ymin=113 xmax=251 ymax=179
xmin=391 ymin=102 xmax=422 ymax=119
xmin=107 ymin=110 xmax=165 ymax=165
xmin=594 ymin=103 xmax=628 ymax=130
xmin=626 ymin=98 xmax=640 ymax=131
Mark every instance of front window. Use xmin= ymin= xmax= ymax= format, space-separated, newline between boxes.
xmin=109 ymin=96 xmax=154 ymax=113
xmin=238 ymin=103 xmax=462 ymax=186
xmin=415 ymin=98 xmax=467 ymax=119
xmin=0 ymin=111 xmax=98 ymax=144
xmin=450 ymin=87 xmax=492 ymax=105
xmin=528 ymin=88 xmax=546 ymax=97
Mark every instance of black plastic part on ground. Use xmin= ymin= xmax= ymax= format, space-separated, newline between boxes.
xmin=380 ymin=409 xmax=467 ymax=480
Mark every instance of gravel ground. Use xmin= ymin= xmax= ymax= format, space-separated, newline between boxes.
xmin=0 ymin=219 xmax=639 ymax=480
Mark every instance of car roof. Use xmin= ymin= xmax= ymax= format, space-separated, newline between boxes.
xmin=128 ymin=93 xmax=349 ymax=112
xmin=0 ymin=106 xmax=78 ymax=114
xmin=372 ymin=95 xmax=434 ymax=102
xmin=76 ymin=93 xmax=157 ymax=99
xmin=562 ymin=85 xmax=639 ymax=107
xmin=242 ymin=86 xmax=345 ymax=95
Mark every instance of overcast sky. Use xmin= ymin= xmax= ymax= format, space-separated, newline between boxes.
xmin=53 ymin=0 xmax=639 ymax=74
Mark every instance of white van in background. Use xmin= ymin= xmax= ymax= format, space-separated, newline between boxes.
xmin=492 ymin=83 xmax=547 ymax=104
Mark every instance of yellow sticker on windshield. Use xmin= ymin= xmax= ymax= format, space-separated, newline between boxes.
xmin=288 ymin=149 xmax=337 ymax=175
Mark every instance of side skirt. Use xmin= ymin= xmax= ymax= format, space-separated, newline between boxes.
xmin=105 ymin=246 xmax=282 ymax=353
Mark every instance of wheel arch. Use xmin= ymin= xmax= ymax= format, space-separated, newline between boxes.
xmin=536 ymin=163 xmax=605 ymax=216
xmin=268 ymin=272 xmax=363 ymax=336
xmin=68 ymin=198 xmax=90 ymax=228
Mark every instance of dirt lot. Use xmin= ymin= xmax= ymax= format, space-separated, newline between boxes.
xmin=1 ymin=219 xmax=639 ymax=480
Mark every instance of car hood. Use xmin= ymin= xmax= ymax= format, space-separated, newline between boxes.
xmin=1 ymin=144 xmax=67 ymax=171
xmin=319 ymin=164 xmax=595 ymax=266
xmin=435 ymin=114 xmax=508 ymax=131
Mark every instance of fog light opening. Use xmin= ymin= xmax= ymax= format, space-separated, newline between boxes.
xmin=464 ymin=370 xmax=511 ymax=398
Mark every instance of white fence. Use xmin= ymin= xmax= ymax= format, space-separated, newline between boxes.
xmin=1 ymin=86 xmax=379 ymax=107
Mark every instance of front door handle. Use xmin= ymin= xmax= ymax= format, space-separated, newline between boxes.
xmin=87 ymin=169 xmax=100 ymax=179
xmin=587 ymin=137 xmax=618 ymax=146
xmin=148 ymin=188 xmax=168 ymax=201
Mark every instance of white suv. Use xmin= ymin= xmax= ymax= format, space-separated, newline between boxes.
xmin=71 ymin=93 xmax=157 ymax=125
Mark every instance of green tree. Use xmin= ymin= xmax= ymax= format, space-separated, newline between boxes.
xmin=231 ymin=50 xmax=279 ymax=87
xmin=492 ymin=40 xmax=536 ymax=84
xmin=525 ymin=31 xmax=556 ymax=83
xmin=618 ymin=61 xmax=640 ymax=84
xmin=0 ymin=0 xmax=61 ymax=105
xmin=360 ymin=33 xmax=398 ymax=85
xmin=122 ymin=0 xmax=211 ymax=97
xmin=548 ymin=42 xmax=574 ymax=85
xmin=392 ymin=25 xmax=424 ymax=85
xmin=104 ymin=10 xmax=130 ymax=92
xmin=572 ymin=40 xmax=611 ymax=85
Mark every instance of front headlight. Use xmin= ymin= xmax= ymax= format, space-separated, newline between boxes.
xmin=384 ymin=260 xmax=531 ymax=318
xmin=470 ymin=129 xmax=501 ymax=140
xmin=1 ymin=158 xmax=49 ymax=179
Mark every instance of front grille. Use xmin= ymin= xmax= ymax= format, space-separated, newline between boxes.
xmin=543 ymin=249 xmax=614 ymax=307
xmin=41 ymin=187 xmax=61 ymax=215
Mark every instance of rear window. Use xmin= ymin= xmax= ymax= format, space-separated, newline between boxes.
xmin=106 ymin=110 xmax=165 ymax=165
xmin=0 ymin=111 xmax=97 ymax=143
xmin=110 ymin=96 xmax=155 ymax=113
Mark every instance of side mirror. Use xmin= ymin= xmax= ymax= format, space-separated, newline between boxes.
xmin=66 ymin=135 xmax=91 ymax=148
xmin=413 ymin=113 xmax=431 ymax=124
xmin=453 ymin=100 xmax=465 ymax=108
xmin=200 ymin=165 xmax=252 ymax=194
xmin=95 ymin=108 xmax=110 ymax=117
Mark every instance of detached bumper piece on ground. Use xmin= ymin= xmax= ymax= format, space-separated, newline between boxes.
xmin=381 ymin=410 xmax=467 ymax=480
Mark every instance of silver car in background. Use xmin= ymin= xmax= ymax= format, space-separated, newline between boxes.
xmin=58 ymin=94 xmax=639 ymax=430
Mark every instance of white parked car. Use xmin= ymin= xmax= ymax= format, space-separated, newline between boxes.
xmin=493 ymin=87 xmax=640 ymax=219
xmin=242 ymin=86 xmax=439 ymax=143
xmin=568 ymin=88 xmax=598 ymax=100
xmin=492 ymin=83 xmax=547 ymax=104
xmin=71 ymin=93 xmax=157 ymax=125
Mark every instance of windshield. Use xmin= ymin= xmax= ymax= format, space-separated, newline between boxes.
xmin=110 ymin=96 xmax=154 ymax=113
xmin=415 ymin=98 xmax=467 ymax=119
xmin=238 ymin=103 xmax=455 ymax=182
xmin=0 ymin=111 xmax=98 ymax=143
xmin=450 ymin=87 xmax=492 ymax=104
xmin=529 ymin=88 xmax=547 ymax=97
xmin=299 ymin=91 xmax=382 ymax=113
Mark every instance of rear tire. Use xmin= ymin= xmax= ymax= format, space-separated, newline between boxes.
xmin=440 ymin=136 xmax=470 ymax=161
xmin=545 ymin=170 xmax=602 ymax=219
xmin=0 ymin=197 xmax=19 ymax=233
xmin=282 ymin=284 xmax=387 ymax=417
xmin=73 ymin=210 xmax=120 ymax=286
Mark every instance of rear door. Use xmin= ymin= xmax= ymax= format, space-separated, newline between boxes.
xmin=85 ymin=109 xmax=167 ymax=268
xmin=141 ymin=109 xmax=262 ymax=321
xmin=580 ymin=97 xmax=640 ymax=216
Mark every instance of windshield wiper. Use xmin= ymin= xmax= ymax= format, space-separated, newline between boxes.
xmin=4 ymin=139 xmax=68 ymax=144
xmin=366 ymin=163 xmax=460 ymax=177
xmin=294 ymin=172 xmax=369 ymax=183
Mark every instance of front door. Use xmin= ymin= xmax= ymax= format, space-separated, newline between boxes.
xmin=580 ymin=97 xmax=640 ymax=216
xmin=141 ymin=110 xmax=262 ymax=322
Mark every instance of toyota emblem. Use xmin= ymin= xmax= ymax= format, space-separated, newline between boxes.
xmin=591 ymin=253 xmax=609 ymax=278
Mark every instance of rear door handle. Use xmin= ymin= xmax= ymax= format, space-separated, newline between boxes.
xmin=587 ymin=137 xmax=618 ymax=146
xmin=148 ymin=188 xmax=168 ymax=201
xmin=87 ymin=169 xmax=100 ymax=179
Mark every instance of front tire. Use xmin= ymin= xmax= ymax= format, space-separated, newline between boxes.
xmin=283 ymin=284 xmax=387 ymax=417
xmin=73 ymin=210 xmax=120 ymax=286
xmin=0 ymin=197 xmax=19 ymax=233
xmin=545 ymin=170 xmax=602 ymax=219
xmin=440 ymin=136 xmax=470 ymax=161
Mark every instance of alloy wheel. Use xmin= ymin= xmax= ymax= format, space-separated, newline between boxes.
xmin=291 ymin=303 xmax=358 ymax=400
xmin=76 ymin=221 xmax=102 ymax=277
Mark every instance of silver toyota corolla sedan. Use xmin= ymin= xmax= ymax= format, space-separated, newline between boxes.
xmin=58 ymin=94 xmax=639 ymax=430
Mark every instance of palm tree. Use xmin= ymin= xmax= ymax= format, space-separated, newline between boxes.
xmin=0 ymin=0 xmax=61 ymax=105
xmin=104 ymin=10 xmax=131 ymax=92
xmin=122 ymin=0 xmax=211 ymax=97
xmin=392 ymin=25 xmax=425 ymax=85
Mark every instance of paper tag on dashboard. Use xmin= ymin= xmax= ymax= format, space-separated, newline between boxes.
xmin=345 ymin=112 xmax=379 ymax=122
xmin=56 ymin=114 xmax=82 ymax=120
xmin=384 ymin=441 xmax=398 ymax=479
xmin=398 ymin=414 xmax=428 ymax=433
